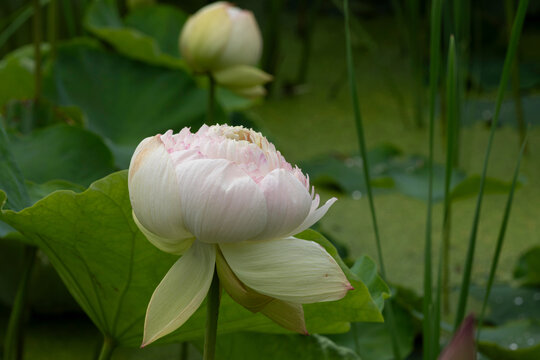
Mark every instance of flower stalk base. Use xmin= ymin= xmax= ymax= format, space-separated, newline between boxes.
xmin=203 ymin=270 xmax=220 ymax=360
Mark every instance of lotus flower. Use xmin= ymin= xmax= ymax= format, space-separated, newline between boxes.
xmin=179 ymin=2 xmax=272 ymax=97
xmin=129 ymin=124 xmax=352 ymax=346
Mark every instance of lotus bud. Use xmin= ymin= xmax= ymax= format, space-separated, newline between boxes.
xmin=179 ymin=2 xmax=272 ymax=97
xmin=128 ymin=124 xmax=352 ymax=346
xmin=439 ymin=315 xmax=476 ymax=360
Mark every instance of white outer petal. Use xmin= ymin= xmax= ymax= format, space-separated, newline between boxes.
xmin=218 ymin=8 xmax=262 ymax=68
xmin=142 ymin=242 xmax=215 ymax=346
xmin=179 ymin=3 xmax=231 ymax=72
xmin=220 ymin=237 xmax=352 ymax=303
xmin=175 ymin=158 xmax=267 ymax=243
xmin=253 ymin=169 xmax=312 ymax=241
xmin=128 ymin=136 xmax=193 ymax=241
xmin=285 ymin=196 xmax=338 ymax=237
xmin=133 ymin=212 xmax=194 ymax=255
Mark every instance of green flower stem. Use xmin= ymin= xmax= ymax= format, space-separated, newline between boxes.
xmin=3 ymin=245 xmax=37 ymax=360
xmin=207 ymin=75 xmax=216 ymax=124
xmin=203 ymin=270 xmax=220 ymax=360
xmin=97 ymin=335 xmax=116 ymax=360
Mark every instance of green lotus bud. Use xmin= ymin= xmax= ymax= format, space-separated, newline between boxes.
xmin=179 ymin=2 xmax=262 ymax=73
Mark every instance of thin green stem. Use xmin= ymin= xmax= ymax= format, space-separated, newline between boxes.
xmin=442 ymin=34 xmax=458 ymax=322
xmin=207 ymin=75 xmax=215 ymax=124
xmin=97 ymin=335 xmax=116 ymax=360
xmin=453 ymin=0 xmax=529 ymax=331
xmin=441 ymin=208 xmax=452 ymax=315
xmin=33 ymin=0 xmax=42 ymax=101
xmin=343 ymin=0 xmax=401 ymax=358
xmin=477 ymin=134 xmax=528 ymax=341
xmin=3 ymin=245 xmax=37 ymax=360
xmin=424 ymin=0 xmax=443 ymax=358
xmin=61 ymin=0 xmax=76 ymax=37
xmin=203 ymin=270 xmax=220 ymax=360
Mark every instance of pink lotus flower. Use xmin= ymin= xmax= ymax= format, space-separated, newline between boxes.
xmin=128 ymin=124 xmax=352 ymax=346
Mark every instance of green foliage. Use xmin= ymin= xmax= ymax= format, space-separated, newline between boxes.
xmin=0 ymin=171 xmax=388 ymax=348
xmin=471 ymin=284 xmax=540 ymax=326
xmin=9 ymin=123 xmax=115 ymax=186
xmin=84 ymin=0 xmax=187 ymax=69
xmin=0 ymin=45 xmax=37 ymax=109
xmin=208 ymin=333 xmax=360 ymax=360
xmin=479 ymin=320 xmax=540 ymax=360
xmin=514 ymin=247 xmax=540 ymax=287
xmin=43 ymin=40 xmax=213 ymax=168
xmin=330 ymin=307 xmax=417 ymax=360
xmin=0 ymin=122 xmax=30 ymax=211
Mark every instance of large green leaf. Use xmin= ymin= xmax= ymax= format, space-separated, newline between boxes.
xmin=9 ymin=124 xmax=115 ymax=186
xmin=479 ymin=320 xmax=540 ymax=360
xmin=43 ymin=40 xmax=212 ymax=168
xmin=0 ymin=171 xmax=387 ymax=348
xmin=84 ymin=1 xmax=254 ymax=112
xmin=0 ymin=45 xmax=37 ymax=109
xmin=84 ymin=0 xmax=187 ymax=69
xmin=205 ymin=333 xmax=360 ymax=360
xmin=514 ymin=247 xmax=540 ymax=287
xmin=0 ymin=122 xmax=30 ymax=211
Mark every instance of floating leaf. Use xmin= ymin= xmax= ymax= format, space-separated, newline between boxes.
xmin=479 ymin=320 xmax=540 ymax=360
xmin=300 ymin=144 xmax=400 ymax=195
xmin=450 ymin=175 xmax=522 ymax=202
xmin=514 ymin=247 xmax=540 ymax=287
xmin=470 ymin=284 xmax=540 ymax=325
xmin=388 ymin=155 xmax=465 ymax=201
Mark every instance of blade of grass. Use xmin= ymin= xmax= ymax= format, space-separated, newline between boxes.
xmin=343 ymin=1 xmax=401 ymax=358
xmin=476 ymin=133 xmax=528 ymax=340
xmin=436 ymin=34 xmax=459 ymax=360
xmin=505 ymin=0 xmax=527 ymax=151
xmin=453 ymin=0 xmax=529 ymax=331
xmin=424 ymin=0 xmax=443 ymax=358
